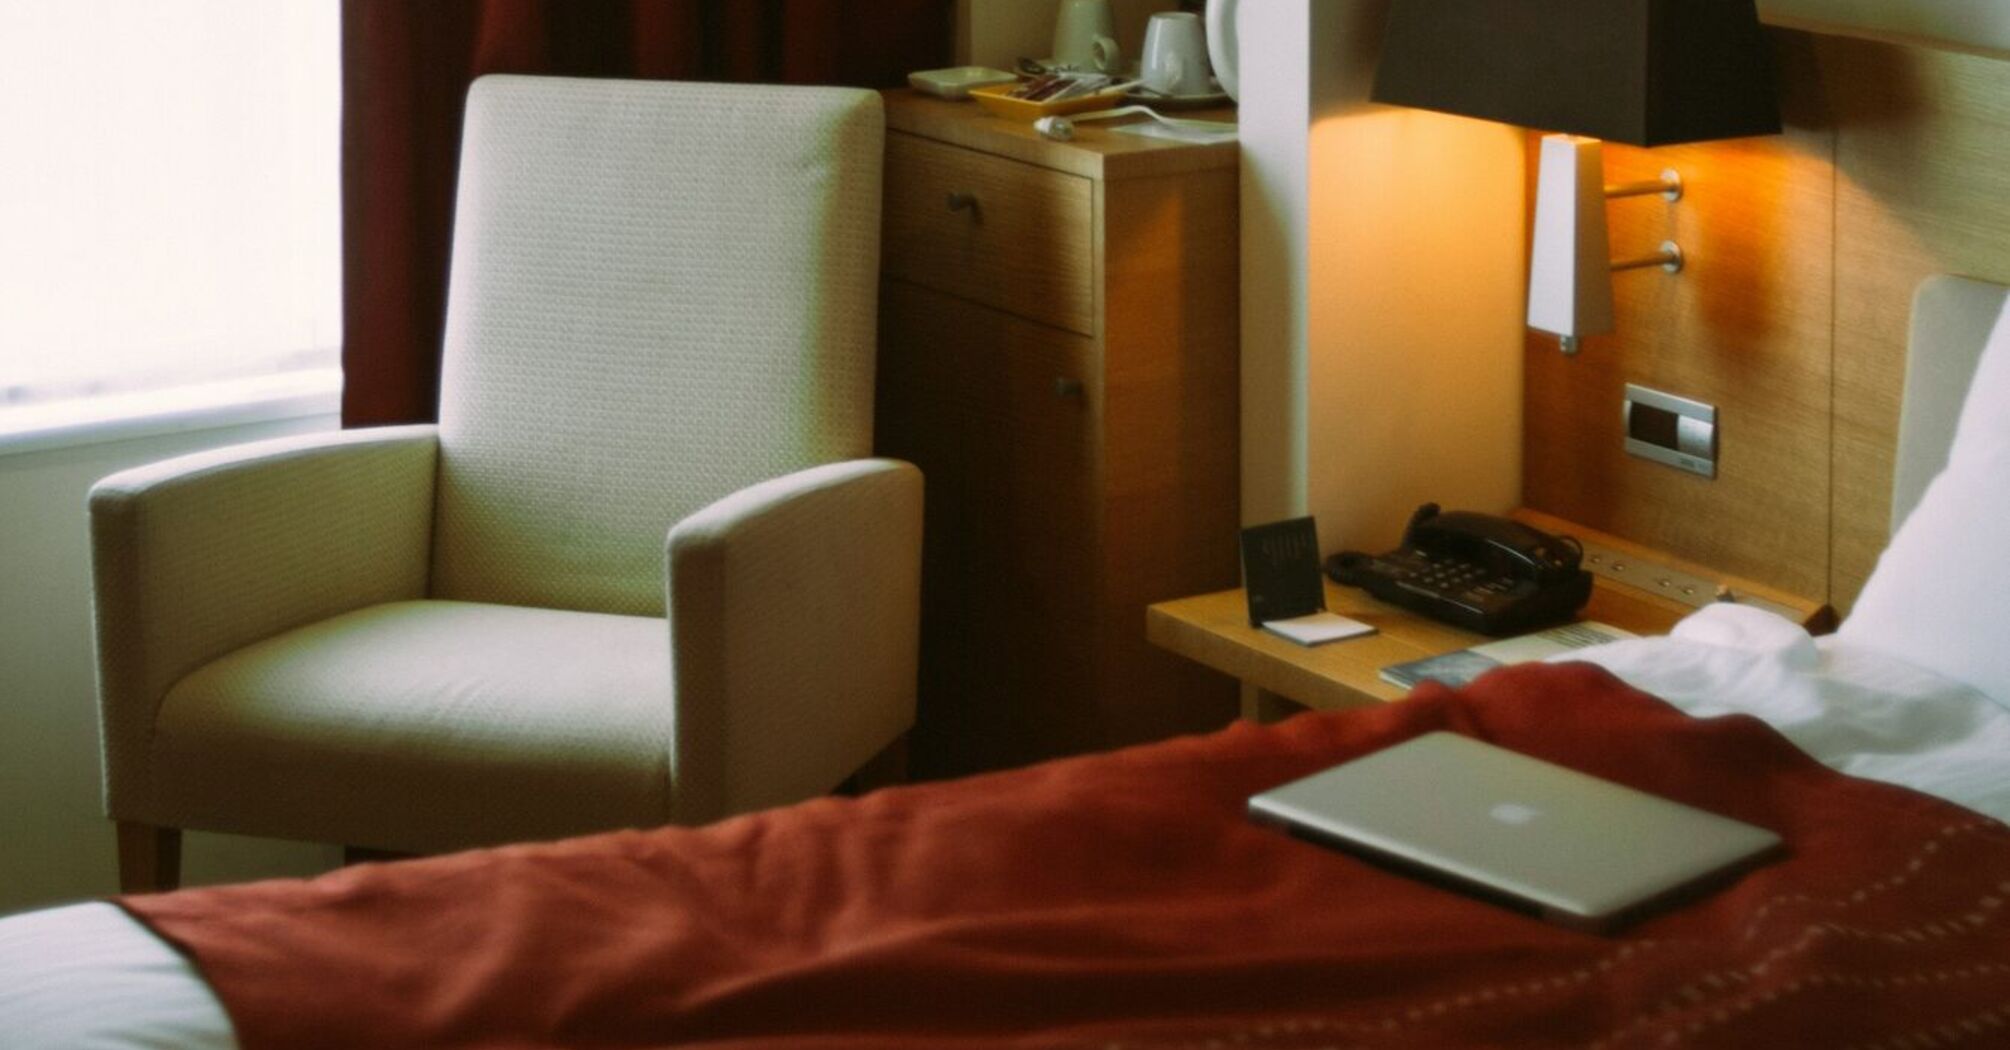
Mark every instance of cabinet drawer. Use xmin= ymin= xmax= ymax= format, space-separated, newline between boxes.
xmin=883 ymin=132 xmax=1095 ymax=335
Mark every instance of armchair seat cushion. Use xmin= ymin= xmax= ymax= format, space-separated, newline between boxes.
xmin=150 ymin=601 xmax=673 ymax=854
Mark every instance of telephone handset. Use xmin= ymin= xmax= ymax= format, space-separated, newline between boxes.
xmin=1324 ymin=504 xmax=1593 ymax=636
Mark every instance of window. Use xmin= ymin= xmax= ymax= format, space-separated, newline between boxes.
xmin=0 ymin=1 xmax=340 ymax=413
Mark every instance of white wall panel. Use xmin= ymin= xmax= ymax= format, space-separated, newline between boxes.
xmin=0 ymin=416 xmax=341 ymax=916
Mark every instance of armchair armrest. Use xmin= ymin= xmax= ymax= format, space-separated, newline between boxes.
xmin=666 ymin=458 xmax=923 ymax=823
xmin=91 ymin=424 xmax=440 ymax=818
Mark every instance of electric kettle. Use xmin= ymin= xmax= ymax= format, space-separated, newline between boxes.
xmin=1205 ymin=0 xmax=1240 ymax=101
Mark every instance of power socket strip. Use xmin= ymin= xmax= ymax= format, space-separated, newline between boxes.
xmin=1578 ymin=539 xmax=1802 ymax=623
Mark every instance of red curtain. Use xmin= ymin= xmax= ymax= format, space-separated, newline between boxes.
xmin=340 ymin=0 xmax=952 ymax=426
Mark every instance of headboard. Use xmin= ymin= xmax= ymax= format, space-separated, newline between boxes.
xmin=1896 ymin=276 xmax=2008 ymax=533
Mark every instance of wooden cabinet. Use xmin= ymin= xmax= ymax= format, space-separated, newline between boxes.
xmin=874 ymin=92 xmax=1241 ymax=776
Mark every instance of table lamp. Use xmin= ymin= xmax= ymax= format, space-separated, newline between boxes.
xmin=1370 ymin=0 xmax=1779 ymax=355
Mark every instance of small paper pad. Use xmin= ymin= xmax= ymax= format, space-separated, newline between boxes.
xmin=1261 ymin=612 xmax=1377 ymax=647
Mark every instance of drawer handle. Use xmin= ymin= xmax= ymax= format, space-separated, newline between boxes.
xmin=1054 ymin=377 xmax=1085 ymax=399
xmin=945 ymin=191 xmax=979 ymax=214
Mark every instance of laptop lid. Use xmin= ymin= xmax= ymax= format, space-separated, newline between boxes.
xmin=1248 ymin=732 xmax=1781 ymax=931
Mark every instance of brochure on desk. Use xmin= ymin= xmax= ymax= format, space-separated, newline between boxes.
xmin=1380 ymin=622 xmax=1635 ymax=690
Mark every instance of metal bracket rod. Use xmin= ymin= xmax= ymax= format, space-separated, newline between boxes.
xmin=1611 ymin=241 xmax=1684 ymax=274
xmin=1605 ymin=168 xmax=1683 ymax=202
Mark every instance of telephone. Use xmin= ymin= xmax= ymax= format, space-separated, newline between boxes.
xmin=1324 ymin=504 xmax=1592 ymax=636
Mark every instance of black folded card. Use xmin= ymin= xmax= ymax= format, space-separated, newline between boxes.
xmin=1241 ymin=517 xmax=1325 ymax=626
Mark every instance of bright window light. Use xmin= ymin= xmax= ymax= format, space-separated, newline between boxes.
xmin=0 ymin=1 xmax=340 ymax=411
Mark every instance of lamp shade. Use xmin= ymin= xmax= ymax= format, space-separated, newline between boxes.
xmin=1527 ymin=135 xmax=1615 ymax=343
xmin=1370 ymin=0 xmax=1779 ymax=147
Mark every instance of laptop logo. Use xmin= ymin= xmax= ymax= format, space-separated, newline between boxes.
xmin=1491 ymin=802 xmax=1543 ymax=826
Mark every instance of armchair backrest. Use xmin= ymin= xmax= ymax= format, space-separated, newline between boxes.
xmin=428 ymin=76 xmax=884 ymax=616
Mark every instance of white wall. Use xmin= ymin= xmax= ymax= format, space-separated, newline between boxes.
xmin=0 ymin=415 xmax=342 ymax=917
xmin=1301 ymin=1 xmax=1524 ymax=549
xmin=1235 ymin=0 xmax=1313 ymax=524
xmin=1240 ymin=0 xmax=1524 ymax=551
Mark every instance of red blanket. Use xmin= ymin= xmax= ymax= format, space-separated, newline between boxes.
xmin=125 ymin=664 xmax=2010 ymax=1049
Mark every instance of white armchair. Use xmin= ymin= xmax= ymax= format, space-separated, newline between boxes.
xmin=89 ymin=76 xmax=920 ymax=890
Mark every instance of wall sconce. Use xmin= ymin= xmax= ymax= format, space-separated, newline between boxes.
xmin=1369 ymin=0 xmax=1780 ymax=356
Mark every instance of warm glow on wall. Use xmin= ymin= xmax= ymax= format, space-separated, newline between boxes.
xmin=1304 ymin=100 xmax=1526 ymax=549
xmin=1369 ymin=0 xmax=1778 ymax=356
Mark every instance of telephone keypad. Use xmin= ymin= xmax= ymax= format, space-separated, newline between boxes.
xmin=1349 ymin=551 xmax=1566 ymax=624
xmin=1414 ymin=560 xmax=1493 ymax=593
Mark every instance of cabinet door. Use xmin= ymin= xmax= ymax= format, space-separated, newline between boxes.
xmin=875 ymin=282 xmax=1102 ymax=776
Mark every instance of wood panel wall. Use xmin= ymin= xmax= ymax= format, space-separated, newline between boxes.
xmin=1825 ymin=37 xmax=2010 ymax=606
xmin=1521 ymin=31 xmax=2010 ymax=612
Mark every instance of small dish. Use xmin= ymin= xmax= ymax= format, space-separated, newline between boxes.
xmin=1126 ymin=78 xmax=1232 ymax=110
xmin=908 ymin=66 xmax=1019 ymax=101
xmin=969 ymin=81 xmax=1132 ymax=121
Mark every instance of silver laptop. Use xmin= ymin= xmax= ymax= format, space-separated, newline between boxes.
xmin=1248 ymin=732 xmax=1781 ymax=931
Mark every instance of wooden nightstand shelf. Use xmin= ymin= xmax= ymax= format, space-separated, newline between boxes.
xmin=1147 ymin=513 xmax=1832 ymax=723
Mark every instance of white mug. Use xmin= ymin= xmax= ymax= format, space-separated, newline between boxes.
xmin=1141 ymin=11 xmax=1212 ymax=97
xmin=1053 ymin=0 xmax=1121 ymax=74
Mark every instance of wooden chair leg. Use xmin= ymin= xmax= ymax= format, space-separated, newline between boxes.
xmin=116 ymin=821 xmax=182 ymax=894
xmin=847 ymin=731 xmax=910 ymax=794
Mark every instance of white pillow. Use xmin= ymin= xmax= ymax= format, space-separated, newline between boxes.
xmin=1840 ymin=296 xmax=2010 ymax=708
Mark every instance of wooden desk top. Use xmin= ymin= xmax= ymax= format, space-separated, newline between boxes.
xmin=1146 ymin=579 xmax=1698 ymax=714
xmin=1148 ymin=512 xmax=1836 ymax=716
xmin=882 ymin=88 xmax=1238 ymax=181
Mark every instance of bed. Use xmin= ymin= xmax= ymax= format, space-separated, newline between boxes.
xmin=6 ymin=275 xmax=2009 ymax=1048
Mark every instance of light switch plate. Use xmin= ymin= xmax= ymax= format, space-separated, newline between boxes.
xmin=1624 ymin=383 xmax=1717 ymax=478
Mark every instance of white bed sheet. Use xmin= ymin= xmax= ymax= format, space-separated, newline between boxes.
xmin=0 ymin=901 xmax=234 ymax=1050
xmin=1559 ymin=602 xmax=2010 ymax=823
xmin=7 ymin=605 xmax=2007 ymax=1050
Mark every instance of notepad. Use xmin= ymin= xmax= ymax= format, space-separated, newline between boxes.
xmin=1262 ymin=611 xmax=1377 ymax=647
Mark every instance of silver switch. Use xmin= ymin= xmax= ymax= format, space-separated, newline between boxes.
xmin=1624 ymin=383 xmax=1717 ymax=479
